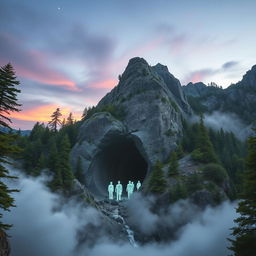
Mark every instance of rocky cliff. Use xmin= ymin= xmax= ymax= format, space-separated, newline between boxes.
xmin=182 ymin=65 xmax=256 ymax=125
xmin=71 ymin=57 xmax=192 ymax=196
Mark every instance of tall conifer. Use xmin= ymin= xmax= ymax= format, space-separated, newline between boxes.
xmin=48 ymin=108 xmax=62 ymax=132
xmin=229 ymin=130 xmax=256 ymax=255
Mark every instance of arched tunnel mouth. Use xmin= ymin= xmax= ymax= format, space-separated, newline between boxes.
xmin=87 ymin=134 xmax=148 ymax=197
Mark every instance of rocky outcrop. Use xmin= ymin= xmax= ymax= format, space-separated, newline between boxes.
xmin=71 ymin=57 xmax=192 ymax=196
xmin=182 ymin=82 xmax=220 ymax=98
xmin=182 ymin=65 xmax=256 ymax=125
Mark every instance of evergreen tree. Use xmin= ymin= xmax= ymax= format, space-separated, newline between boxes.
xmin=186 ymin=173 xmax=203 ymax=193
xmin=48 ymin=140 xmax=63 ymax=190
xmin=229 ymin=130 xmax=256 ymax=255
xmin=148 ymin=160 xmax=167 ymax=193
xmin=58 ymin=135 xmax=74 ymax=191
xmin=32 ymin=153 xmax=46 ymax=176
xmin=169 ymin=183 xmax=187 ymax=203
xmin=0 ymin=64 xmax=20 ymax=230
xmin=48 ymin=108 xmax=62 ymax=132
xmin=176 ymin=144 xmax=184 ymax=158
xmin=0 ymin=134 xmax=19 ymax=230
xmin=168 ymin=152 xmax=179 ymax=176
xmin=0 ymin=63 xmax=21 ymax=128
xmin=81 ymin=107 xmax=88 ymax=120
xmin=29 ymin=122 xmax=45 ymax=141
xmin=66 ymin=112 xmax=74 ymax=126
xmin=192 ymin=115 xmax=218 ymax=163
xmin=61 ymin=118 xmax=66 ymax=128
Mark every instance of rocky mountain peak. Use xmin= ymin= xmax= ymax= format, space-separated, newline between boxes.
xmin=153 ymin=63 xmax=169 ymax=73
xmin=121 ymin=57 xmax=151 ymax=81
xmin=71 ymin=58 xmax=193 ymax=196
xmin=240 ymin=64 xmax=256 ymax=88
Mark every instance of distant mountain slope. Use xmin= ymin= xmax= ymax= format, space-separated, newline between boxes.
xmin=0 ymin=127 xmax=31 ymax=136
xmin=182 ymin=65 xmax=256 ymax=125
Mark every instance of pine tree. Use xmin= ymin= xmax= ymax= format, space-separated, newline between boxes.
xmin=29 ymin=122 xmax=45 ymax=141
xmin=229 ymin=130 xmax=256 ymax=255
xmin=58 ymin=135 xmax=74 ymax=191
xmin=0 ymin=64 xmax=20 ymax=230
xmin=66 ymin=112 xmax=74 ymax=126
xmin=0 ymin=63 xmax=21 ymax=128
xmin=48 ymin=141 xmax=63 ymax=191
xmin=61 ymin=118 xmax=66 ymax=128
xmin=75 ymin=156 xmax=84 ymax=183
xmin=192 ymin=115 xmax=218 ymax=163
xmin=32 ymin=153 xmax=46 ymax=176
xmin=0 ymin=134 xmax=20 ymax=230
xmin=168 ymin=152 xmax=179 ymax=176
xmin=169 ymin=182 xmax=187 ymax=203
xmin=148 ymin=160 xmax=167 ymax=193
xmin=176 ymin=144 xmax=184 ymax=158
xmin=81 ymin=107 xmax=88 ymax=120
xmin=48 ymin=108 xmax=62 ymax=132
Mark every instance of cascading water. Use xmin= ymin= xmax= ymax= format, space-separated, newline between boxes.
xmin=75 ymin=179 xmax=138 ymax=247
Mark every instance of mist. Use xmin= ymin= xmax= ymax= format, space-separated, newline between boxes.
xmin=3 ymin=166 xmax=237 ymax=256
xmin=190 ymin=111 xmax=251 ymax=140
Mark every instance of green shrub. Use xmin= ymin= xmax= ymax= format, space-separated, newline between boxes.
xmin=168 ymin=152 xmax=179 ymax=176
xmin=201 ymin=163 xmax=228 ymax=185
xmin=148 ymin=160 xmax=167 ymax=194
xmin=169 ymin=100 xmax=179 ymax=112
xmin=85 ymin=104 xmax=126 ymax=121
xmin=165 ymin=129 xmax=175 ymax=137
xmin=186 ymin=173 xmax=203 ymax=193
xmin=161 ymin=97 xmax=167 ymax=103
xmin=169 ymin=183 xmax=187 ymax=203
xmin=205 ymin=182 xmax=224 ymax=204
xmin=191 ymin=148 xmax=204 ymax=162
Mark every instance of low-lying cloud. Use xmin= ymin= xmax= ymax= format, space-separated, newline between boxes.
xmin=203 ymin=111 xmax=251 ymax=140
xmin=3 ymin=166 xmax=237 ymax=256
xmin=189 ymin=111 xmax=251 ymax=140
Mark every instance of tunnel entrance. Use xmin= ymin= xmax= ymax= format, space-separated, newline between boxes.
xmin=87 ymin=135 xmax=148 ymax=197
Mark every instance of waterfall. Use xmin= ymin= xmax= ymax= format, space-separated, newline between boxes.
xmin=74 ymin=179 xmax=138 ymax=247
xmin=112 ymin=207 xmax=138 ymax=247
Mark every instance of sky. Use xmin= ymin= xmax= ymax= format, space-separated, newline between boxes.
xmin=1 ymin=0 xmax=256 ymax=129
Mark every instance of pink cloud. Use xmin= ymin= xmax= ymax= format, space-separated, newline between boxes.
xmin=10 ymin=104 xmax=82 ymax=123
xmin=89 ymin=79 xmax=118 ymax=89
xmin=184 ymin=69 xmax=216 ymax=84
xmin=0 ymin=33 xmax=80 ymax=91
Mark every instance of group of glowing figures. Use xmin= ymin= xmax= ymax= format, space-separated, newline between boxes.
xmin=107 ymin=180 xmax=141 ymax=201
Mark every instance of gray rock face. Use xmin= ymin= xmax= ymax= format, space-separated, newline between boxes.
xmin=182 ymin=82 xmax=211 ymax=97
xmin=71 ymin=57 xmax=192 ymax=196
xmin=237 ymin=64 xmax=256 ymax=89
xmin=182 ymin=65 xmax=256 ymax=125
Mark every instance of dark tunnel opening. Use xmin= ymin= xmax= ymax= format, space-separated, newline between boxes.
xmin=87 ymin=135 xmax=148 ymax=197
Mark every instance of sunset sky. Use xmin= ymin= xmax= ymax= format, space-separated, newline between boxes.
xmin=1 ymin=0 xmax=256 ymax=130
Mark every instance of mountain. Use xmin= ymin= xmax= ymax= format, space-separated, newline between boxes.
xmin=0 ymin=127 xmax=31 ymax=136
xmin=182 ymin=65 xmax=256 ymax=125
xmin=70 ymin=57 xmax=238 ymax=206
xmin=12 ymin=57 xmax=249 ymax=246
xmin=71 ymin=57 xmax=192 ymax=196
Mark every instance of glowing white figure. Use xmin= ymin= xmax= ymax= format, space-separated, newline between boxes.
xmin=115 ymin=181 xmax=123 ymax=201
xmin=131 ymin=181 xmax=135 ymax=195
xmin=108 ymin=181 xmax=114 ymax=200
xmin=126 ymin=181 xmax=133 ymax=199
xmin=136 ymin=180 xmax=141 ymax=190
